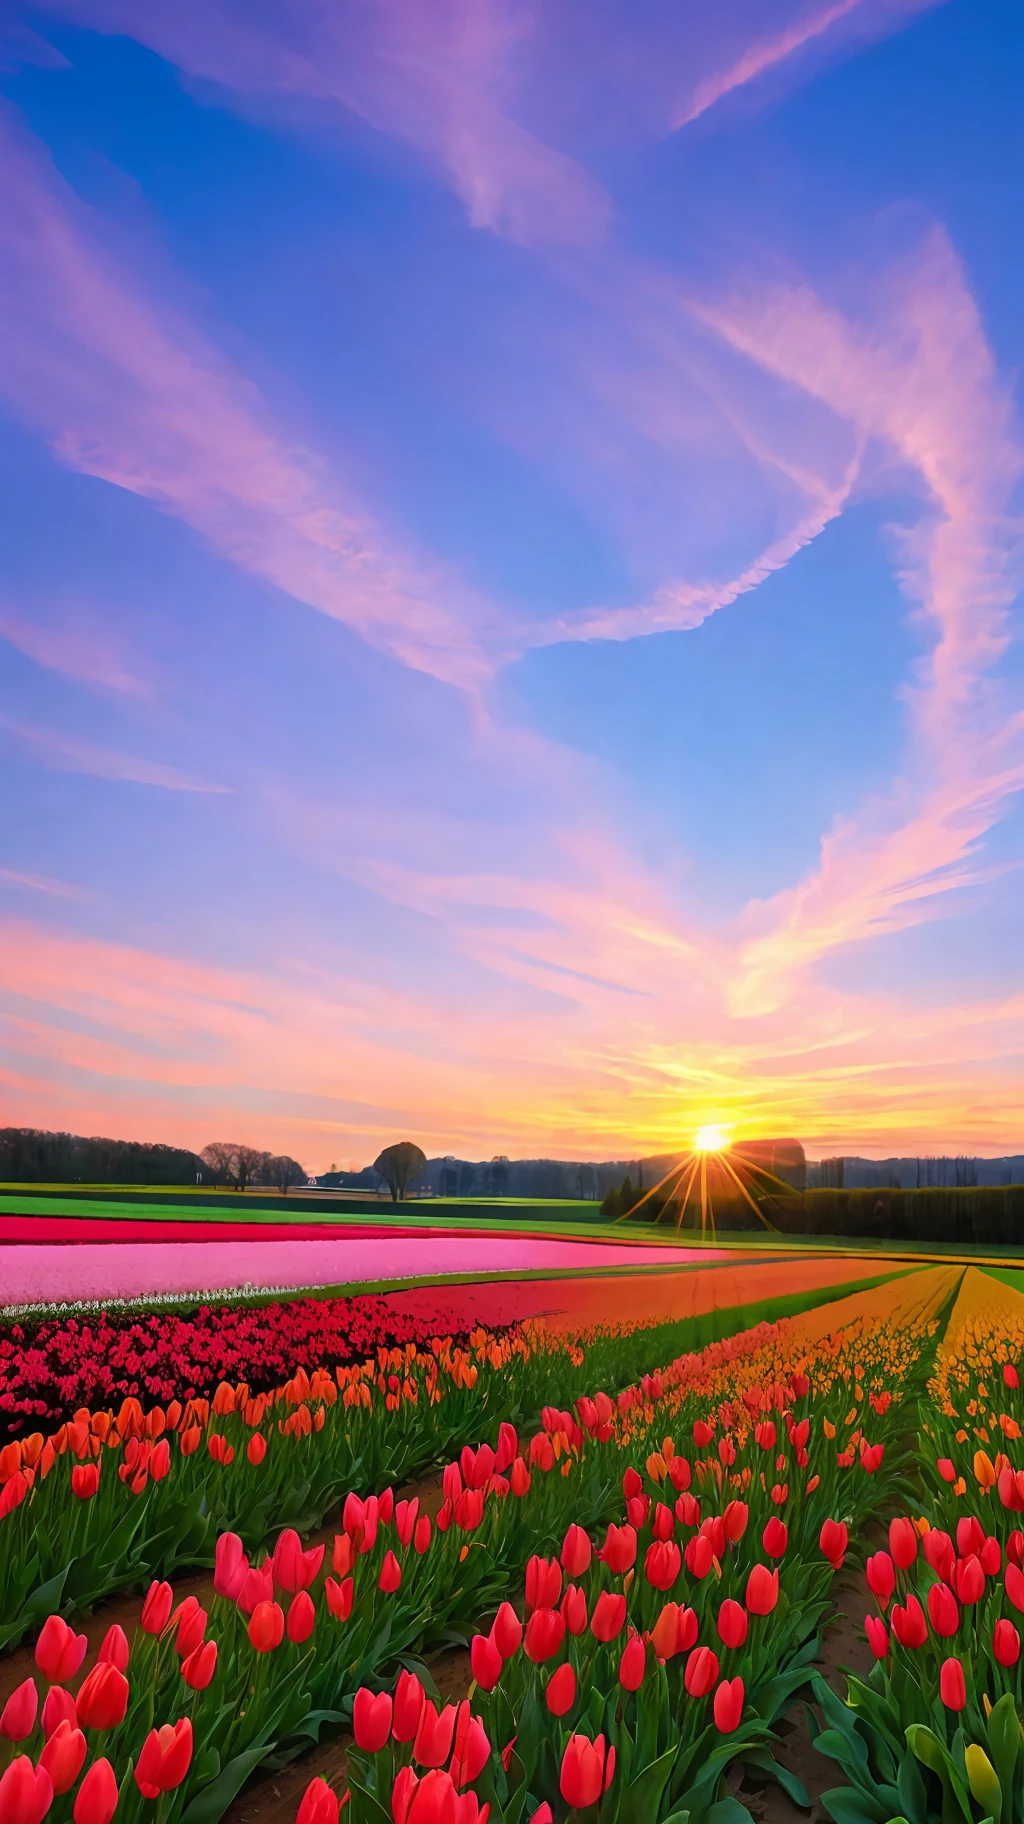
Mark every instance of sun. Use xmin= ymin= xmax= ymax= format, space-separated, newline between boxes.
xmin=694 ymin=1124 xmax=727 ymax=1153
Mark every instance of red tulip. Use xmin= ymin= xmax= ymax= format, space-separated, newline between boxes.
xmin=35 ymin=1615 xmax=88 ymax=1684
xmin=598 ymin=1523 xmax=637 ymax=1573
xmin=1 ymin=1680 xmax=39 ymax=1743
xmin=927 ymin=1582 xmax=960 ymax=1639
xmin=331 ymin=1534 xmax=355 ymax=1578
xmin=723 ymin=1499 xmax=748 ymax=1542
xmin=820 ymin=1519 xmax=848 ymax=1569
xmin=716 ymin=1599 xmax=748 ymax=1650
xmin=140 ymin=1581 xmax=173 ymax=1636
xmin=525 ymin=1557 xmax=561 ymax=1613
xmin=510 ymin=1458 xmax=531 ymax=1498
xmin=619 ymin=1635 xmax=646 ymax=1691
xmin=97 ymin=1625 xmax=130 ymax=1673
xmin=287 ymin=1591 xmax=316 ymax=1644
xmin=939 ymin=1657 xmax=966 ymax=1712
xmin=981 ymin=1536 xmax=1002 ymax=1576
xmin=994 ymin=1619 xmax=1021 ymax=1666
xmin=590 ymin=1592 xmax=627 ymax=1642
xmin=865 ymin=1552 xmax=896 ymax=1608
xmin=247 ymin=1434 xmax=267 ymax=1466
xmin=248 ymin=1600 xmax=285 ymax=1652
xmin=860 ymin=1444 xmax=884 ymax=1473
xmin=213 ymin=1533 xmax=249 ymax=1601
xmin=762 ymin=1518 xmax=788 ymax=1559
xmin=412 ymin=1699 xmax=457 ymax=1769
xmin=559 ymin=1733 xmax=615 ymax=1809
xmin=295 ymin=1778 xmax=339 ymax=1824
xmin=491 ymin=1603 xmax=522 ymax=1658
xmin=273 ymin=1530 xmax=324 ymax=1594
xmin=0 ymin=1757 xmax=53 ymax=1824
xmin=864 ymin=1615 xmax=890 ymax=1659
xmin=693 ymin=1420 xmax=714 ymax=1447
xmin=150 ymin=1439 xmax=170 ymax=1480
xmin=41 ymin=1689 xmax=76 ymax=1740
xmin=560 ymin=1524 xmax=591 ymax=1577
xmin=71 ymin=1465 xmax=99 ymax=1500
xmin=1005 ymin=1362 xmax=1020 ymax=1388
xmin=324 ymin=1576 xmax=353 ymax=1623
xmin=545 ymin=1663 xmax=576 ymax=1716
xmin=392 ymin=1670 xmax=426 ymax=1743
xmin=713 ymin=1676 xmax=744 ymax=1733
xmin=75 ymin=1664 xmax=129 ymax=1730
xmin=937 ymin=1457 xmax=956 ymax=1482
xmin=891 ymin=1595 xmax=928 ymax=1649
xmin=470 ymin=1635 xmax=503 ymax=1692
xmin=957 ymin=1517 xmax=985 ymax=1558
xmin=684 ymin=1534 xmax=714 ymax=1580
xmin=623 ymin=1467 xmax=643 ymax=1499
xmin=173 ymin=1597 xmax=207 ymax=1658
xmin=450 ymin=1701 xmax=490 ymax=1790
xmin=561 ymin=1584 xmax=588 ymax=1636
xmin=378 ymin=1551 xmax=402 ymax=1594
xmin=954 ymin=1556 xmax=985 ymax=1606
xmin=923 ymin=1530 xmax=955 ymax=1583
xmin=888 ymin=1518 xmax=918 ymax=1570
xmin=135 ymin=1718 xmax=193 ymax=1799
xmin=413 ymin=1514 xmax=432 ymax=1555
xmin=392 ymin=1767 xmax=463 ymax=1824
xmin=524 ymin=1608 xmax=565 ymax=1663
xmin=73 ymin=1758 xmax=119 ymax=1824
xmin=651 ymin=1502 xmax=675 ymax=1542
xmin=39 ymin=1720 xmax=86 ymax=1796
xmin=651 ymin=1603 xmax=696 ymax=1660
xmin=182 ymin=1640 xmax=218 ymax=1690
xmin=684 ymin=1646 xmax=719 ymax=1697
xmin=744 ymin=1565 xmax=779 ymax=1616
xmin=644 ymin=1540 xmax=681 ymax=1592
xmin=353 ymin=1688 xmax=393 ymax=1753
xmin=1006 ymin=1563 xmax=1024 ymax=1612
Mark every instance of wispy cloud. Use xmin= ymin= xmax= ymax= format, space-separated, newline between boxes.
xmin=0 ymin=106 xmax=497 ymax=691
xmin=672 ymin=0 xmax=950 ymax=130
xmin=0 ymin=599 xmax=150 ymax=696
xmin=2 ymin=719 xmax=232 ymax=793
xmin=46 ymin=0 xmax=611 ymax=249
xmin=0 ymin=868 xmax=85 ymax=900
xmin=690 ymin=229 xmax=1024 ymax=1007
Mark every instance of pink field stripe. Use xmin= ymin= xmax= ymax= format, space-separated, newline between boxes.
xmin=0 ymin=1237 xmax=732 ymax=1303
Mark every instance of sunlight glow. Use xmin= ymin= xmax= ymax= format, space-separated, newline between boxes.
xmin=694 ymin=1124 xmax=727 ymax=1153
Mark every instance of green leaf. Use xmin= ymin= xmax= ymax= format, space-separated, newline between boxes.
xmin=985 ymin=1691 xmax=1020 ymax=1797
xmin=616 ymin=1744 xmax=678 ymax=1824
xmin=179 ymin=1745 xmax=273 ymax=1824
xmin=818 ymin=1787 xmax=890 ymax=1824
xmin=704 ymin=1800 xmax=756 ymax=1824
xmin=739 ymin=1746 xmax=810 ymax=1809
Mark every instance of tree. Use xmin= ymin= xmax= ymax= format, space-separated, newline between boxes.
xmin=373 ymin=1142 xmax=427 ymax=1203
xmin=263 ymin=1154 xmax=307 ymax=1195
xmin=200 ymin=1141 xmax=270 ymax=1191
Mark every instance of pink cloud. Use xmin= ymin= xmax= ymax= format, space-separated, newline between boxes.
xmin=688 ymin=229 xmax=1024 ymax=1007
xmin=672 ymin=0 xmax=950 ymax=130
xmin=2 ymin=719 xmax=232 ymax=793
xmin=44 ymin=0 xmax=611 ymax=249
xmin=0 ymin=599 xmax=150 ymax=697
xmin=0 ymin=869 xmax=84 ymax=900
xmin=0 ymin=106 xmax=497 ymax=691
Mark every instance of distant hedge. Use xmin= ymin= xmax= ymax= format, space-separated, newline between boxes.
xmin=771 ymin=1185 xmax=1024 ymax=1246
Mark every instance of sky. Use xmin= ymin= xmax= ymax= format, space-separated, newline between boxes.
xmin=1 ymin=0 xmax=1023 ymax=1170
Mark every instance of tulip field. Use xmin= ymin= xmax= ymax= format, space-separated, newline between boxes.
xmin=4 ymin=1233 xmax=1024 ymax=1823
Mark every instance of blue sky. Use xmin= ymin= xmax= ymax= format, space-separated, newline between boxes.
xmin=1 ymin=0 xmax=1022 ymax=1167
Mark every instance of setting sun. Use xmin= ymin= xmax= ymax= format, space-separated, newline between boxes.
xmin=694 ymin=1125 xmax=727 ymax=1152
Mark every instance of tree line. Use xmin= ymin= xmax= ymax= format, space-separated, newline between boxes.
xmin=0 ymin=1128 xmax=306 ymax=1193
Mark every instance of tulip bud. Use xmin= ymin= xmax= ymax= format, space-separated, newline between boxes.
xmin=590 ymin=1591 xmax=626 ymax=1642
xmin=864 ymin=1615 xmax=890 ymax=1659
xmin=888 ymin=1518 xmax=918 ymax=1570
xmin=181 ymin=1640 xmax=218 ymax=1690
xmin=35 ymin=1615 xmax=88 ymax=1684
xmin=39 ymin=1719 xmax=87 ymax=1795
xmin=412 ymin=1699 xmax=457 ymax=1770
xmin=524 ymin=1608 xmax=565 ymax=1664
xmin=684 ymin=1645 xmax=719 ymax=1697
xmin=560 ymin=1524 xmax=591 ymax=1578
xmin=353 ymin=1688 xmax=393 ymax=1753
xmin=73 ymin=1758 xmax=119 ymax=1824
xmin=135 ymin=1718 xmax=193 ymax=1799
xmin=927 ymin=1582 xmax=960 ymax=1639
xmin=248 ymin=1600 xmax=285 ymax=1653
xmin=287 ymin=1592 xmax=316 ymax=1643
xmin=0 ymin=1680 xmax=38 ymax=1743
xmin=890 ymin=1594 xmax=928 ymax=1649
xmin=490 ymin=1602 xmax=522 ymax=1658
xmin=470 ymin=1635 xmax=503 ymax=1693
xmin=545 ymin=1662 xmax=576 ymax=1716
xmin=559 ymin=1733 xmax=615 ymax=1809
xmin=744 ymin=1565 xmax=778 ymax=1616
xmin=820 ymin=1519 xmax=848 ymax=1569
xmin=865 ymin=1552 xmax=896 ymax=1608
xmin=295 ymin=1778 xmax=339 ymax=1824
xmin=939 ymin=1657 xmax=967 ymax=1712
xmin=994 ymin=1618 xmax=1020 ymax=1666
xmin=76 ymin=1663 xmax=129 ymax=1731
xmin=140 ymin=1581 xmax=173 ymax=1636
xmin=392 ymin=1670 xmax=426 ymax=1743
xmin=41 ymin=1688 xmax=77 ymax=1740
xmin=713 ymin=1676 xmax=744 ymax=1733
xmin=715 ymin=1599 xmax=748 ymax=1650
xmin=97 ymin=1625 xmax=130 ymax=1673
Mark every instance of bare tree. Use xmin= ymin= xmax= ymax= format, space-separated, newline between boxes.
xmin=200 ymin=1141 xmax=270 ymax=1191
xmin=373 ymin=1142 xmax=427 ymax=1203
xmin=263 ymin=1154 xmax=307 ymax=1195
